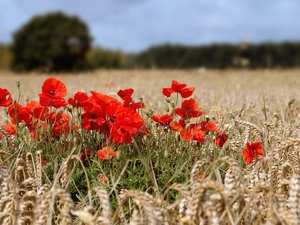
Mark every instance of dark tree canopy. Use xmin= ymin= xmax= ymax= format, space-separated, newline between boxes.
xmin=135 ymin=42 xmax=300 ymax=69
xmin=11 ymin=12 xmax=92 ymax=72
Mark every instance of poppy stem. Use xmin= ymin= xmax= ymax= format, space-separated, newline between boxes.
xmin=16 ymin=81 xmax=21 ymax=103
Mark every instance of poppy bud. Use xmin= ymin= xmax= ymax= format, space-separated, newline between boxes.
xmin=15 ymin=81 xmax=20 ymax=88
xmin=146 ymin=109 xmax=153 ymax=116
xmin=164 ymin=104 xmax=170 ymax=112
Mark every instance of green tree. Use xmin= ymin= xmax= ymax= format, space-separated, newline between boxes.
xmin=87 ymin=47 xmax=125 ymax=69
xmin=11 ymin=12 xmax=92 ymax=72
xmin=0 ymin=44 xmax=12 ymax=69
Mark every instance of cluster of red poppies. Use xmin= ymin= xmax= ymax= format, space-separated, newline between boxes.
xmin=151 ymin=80 xmax=228 ymax=147
xmin=0 ymin=78 xmax=263 ymax=164
xmin=0 ymin=78 xmax=148 ymax=160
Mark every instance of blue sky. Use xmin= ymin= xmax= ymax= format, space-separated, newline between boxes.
xmin=0 ymin=0 xmax=299 ymax=52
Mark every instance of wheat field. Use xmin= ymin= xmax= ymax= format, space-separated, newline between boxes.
xmin=1 ymin=69 xmax=300 ymax=225
xmin=1 ymin=69 xmax=299 ymax=109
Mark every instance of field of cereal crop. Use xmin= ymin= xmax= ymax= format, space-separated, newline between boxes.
xmin=1 ymin=69 xmax=300 ymax=224
xmin=1 ymin=69 xmax=300 ymax=109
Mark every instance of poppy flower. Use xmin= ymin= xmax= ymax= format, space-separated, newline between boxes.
xmin=0 ymin=88 xmax=12 ymax=107
xmin=137 ymin=125 xmax=150 ymax=136
xmin=1 ymin=124 xmax=17 ymax=136
xmin=117 ymin=88 xmax=134 ymax=100
xmin=81 ymin=105 xmax=106 ymax=131
xmin=97 ymin=146 xmax=117 ymax=160
xmin=68 ymin=92 xmax=90 ymax=108
xmin=197 ymin=174 xmax=204 ymax=179
xmin=91 ymin=91 xmax=118 ymax=108
xmin=200 ymin=121 xmax=218 ymax=133
xmin=38 ymin=78 xmax=68 ymax=108
xmin=104 ymin=100 xmax=124 ymax=121
xmin=8 ymin=103 xmax=32 ymax=125
xmin=214 ymin=131 xmax=228 ymax=148
xmin=151 ymin=114 xmax=173 ymax=127
xmin=90 ymin=91 xmax=123 ymax=119
xmin=175 ymin=98 xmax=205 ymax=120
xmin=162 ymin=80 xmax=195 ymax=98
xmin=170 ymin=120 xmax=184 ymax=131
xmin=180 ymin=124 xmax=205 ymax=143
xmin=26 ymin=101 xmax=49 ymax=120
xmin=129 ymin=102 xmax=145 ymax=110
xmin=48 ymin=111 xmax=74 ymax=137
xmin=117 ymin=88 xmax=145 ymax=110
xmin=42 ymin=159 xmax=47 ymax=166
xmin=110 ymin=107 xmax=146 ymax=143
xmin=29 ymin=120 xmax=49 ymax=140
xmin=117 ymin=88 xmax=134 ymax=107
xmin=105 ymin=81 xmax=116 ymax=88
xmin=99 ymin=174 xmax=109 ymax=185
xmin=242 ymin=142 xmax=264 ymax=164
xmin=79 ymin=149 xmax=91 ymax=160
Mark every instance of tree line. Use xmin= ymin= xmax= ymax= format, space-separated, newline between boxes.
xmin=135 ymin=42 xmax=300 ymax=69
xmin=1 ymin=11 xmax=299 ymax=71
xmin=2 ymin=42 xmax=299 ymax=71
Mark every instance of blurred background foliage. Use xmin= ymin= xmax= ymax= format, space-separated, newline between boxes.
xmin=1 ymin=11 xmax=300 ymax=72
xmin=10 ymin=12 xmax=92 ymax=72
xmin=135 ymin=42 xmax=300 ymax=69
xmin=0 ymin=44 xmax=12 ymax=69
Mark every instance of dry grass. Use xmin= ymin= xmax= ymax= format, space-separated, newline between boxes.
xmin=1 ymin=69 xmax=300 ymax=224
xmin=1 ymin=69 xmax=300 ymax=107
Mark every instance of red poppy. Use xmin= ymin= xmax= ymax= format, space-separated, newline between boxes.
xmin=170 ymin=120 xmax=184 ymax=131
xmin=29 ymin=120 xmax=48 ymax=140
xmin=200 ymin=121 xmax=218 ymax=133
xmin=26 ymin=101 xmax=49 ymax=120
xmin=81 ymin=105 xmax=106 ymax=131
xmin=180 ymin=124 xmax=205 ymax=143
xmin=175 ymin=98 xmax=205 ymax=119
xmin=0 ymin=88 xmax=12 ymax=107
xmin=90 ymin=91 xmax=123 ymax=119
xmin=117 ymin=88 xmax=134 ymax=107
xmin=97 ymin=146 xmax=117 ymax=160
xmin=110 ymin=107 xmax=146 ymax=143
xmin=242 ymin=142 xmax=264 ymax=164
xmin=151 ymin=114 xmax=173 ymax=127
xmin=117 ymin=88 xmax=145 ymax=110
xmin=214 ymin=131 xmax=228 ymax=148
xmin=104 ymin=100 xmax=124 ymax=121
xmin=42 ymin=159 xmax=47 ymax=166
xmin=8 ymin=103 xmax=32 ymax=125
xmin=179 ymin=87 xmax=196 ymax=98
xmin=129 ymin=101 xmax=145 ymax=110
xmin=137 ymin=125 xmax=150 ymax=136
xmin=105 ymin=81 xmax=116 ymax=88
xmin=117 ymin=88 xmax=134 ymax=100
xmin=99 ymin=174 xmax=109 ymax=184
xmin=91 ymin=91 xmax=118 ymax=108
xmin=68 ymin=92 xmax=90 ymax=108
xmin=162 ymin=80 xmax=195 ymax=98
xmin=48 ymin=111 xmax=74 ymax=137
xmin=79 ymin=149 xmax=91 ymax=160
xmin=2 ymin=124 xmax=17 ymax=135
xmin=38 ymin=78 xmax=68 ymax=108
